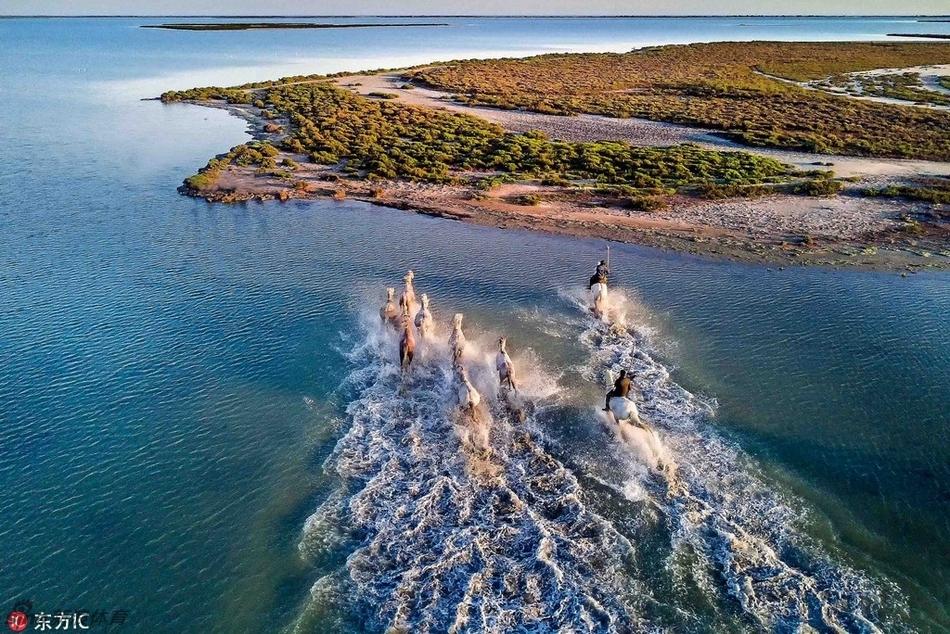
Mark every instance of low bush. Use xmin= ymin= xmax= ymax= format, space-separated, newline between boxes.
xmin=697 ymin=183 xmax=774 ymax=199
xmin=864 ymin=183 xmax=950 ymax=204
xmin=625 ymin=195 xmax=668 ymax=211
xmin=541 ymin=174 xmax=571 ymax=186
xmin=515 ymin=194 xmax=542 ymax=205
xmin=793 ymin=178 xmax=843 ymax=196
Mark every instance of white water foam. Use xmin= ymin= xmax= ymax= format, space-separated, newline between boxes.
xmin=560 ymin=285 xmax=904 ymax=633
xmin=299 ymin=308 xmax=664 ymax=632
xmin=296 ymin=285 xmax=905 ymax=633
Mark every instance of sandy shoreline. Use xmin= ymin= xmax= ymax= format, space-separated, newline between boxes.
xmin=756 ymin=64 xmax=950 ymax=112
xmin=174 ymin=77 xmax=950 ymax=271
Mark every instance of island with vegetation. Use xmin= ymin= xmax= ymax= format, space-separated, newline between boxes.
xmin=161 ymin=41 xmax=950 ymax=270
xmin=888 ymin=33 xmax=950 ymax=40
xmin=142 ymin=22 xmax=448 ymax=31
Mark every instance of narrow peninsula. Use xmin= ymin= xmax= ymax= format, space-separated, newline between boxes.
xmin=142 ymin=22 xmax=448 ymax=31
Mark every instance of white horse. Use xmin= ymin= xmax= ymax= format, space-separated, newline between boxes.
xmin=398 ymin=308 xmax=415 ymax=374
xmin=414 ymin=293 xmax=434 ymax=340
xmin=449 ymin=313 xmax=466 ymax=363
xmin=456 ymin=366 xmax=490 ymax=452
xmin=607 ymin=395 xmax=641 ymax=427
xmin=496 ymin=337 xmax=517 ymax=392
xmin=606 ymin=396 xmax=673 ymax=476
xmin=380 ymin=287 xmax=400 ymax=328
xmin=456 ymin=366 xmax=482 ymax=419
xmin=591 ymin=282 xmax=609 ymax=321
xmin=399 ymin=270 xmax=417 ymax=317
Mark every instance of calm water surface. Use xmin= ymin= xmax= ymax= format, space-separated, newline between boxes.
xmin=0 ymin=16 xmax=948 ymax=632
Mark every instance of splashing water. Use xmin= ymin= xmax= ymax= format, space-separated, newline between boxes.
xmin=561 ymin=285 xmax=904 ymax=632
xmin=297 ymin=285 xmax=906 ymax=633
xmin=299 ymin=308 xmax=664 ymax=632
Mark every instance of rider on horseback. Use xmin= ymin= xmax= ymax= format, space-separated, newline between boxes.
xmin=603 ymin=369 xmax=632 ymax=411
xmin=589 ymin=260 xmax=609 ymax=289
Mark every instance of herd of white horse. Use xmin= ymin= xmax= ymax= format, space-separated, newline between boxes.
xmin=377 ymin=267 xmax=671 ymax=476
xmin=379 ymin=270 xmax=510 ymax=423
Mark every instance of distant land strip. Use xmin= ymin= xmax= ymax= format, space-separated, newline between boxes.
xmin=888 ymin=33 xmax=950 ymax=39
xmin=141 ymin=22 xmax=448 ymax=31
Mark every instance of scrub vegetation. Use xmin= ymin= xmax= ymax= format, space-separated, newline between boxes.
xmin=164 ymin=80 xmax=798 ymax=192
xmin=405 ymin=42 xmax=950 ymax=160
xmin=863 ymin=179 xmax=950 ymax=204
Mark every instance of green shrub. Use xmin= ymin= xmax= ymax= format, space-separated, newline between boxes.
xmin=697 ymin=183 xmax=774 ymax=199
xmin=793 ymin=178 xmax=843 ymax=196
xmin=515 ymin=194 xmax=542 ymax=205
xmin=625 ymin=195 xmax=667 ymax=211
xmin=864 ymin=183 xmax=950 ymax=204
xmin=541 ymin=174 xmax=571 ymax=186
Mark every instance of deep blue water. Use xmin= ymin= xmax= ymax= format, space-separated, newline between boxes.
xmin=0 ymin=16 xmax=948 ymax=632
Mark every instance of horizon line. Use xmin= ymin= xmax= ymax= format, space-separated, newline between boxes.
xmin=2 ymin=14 xmax=949 ymax=19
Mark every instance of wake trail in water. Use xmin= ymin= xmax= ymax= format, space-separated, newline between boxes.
xmin=299 ymin=309 xmax=663 ymax=632
xmin=295 ymin=285 xmax=905 ymax=633
xmin=560 ymin=286 xmax=903 ymax=633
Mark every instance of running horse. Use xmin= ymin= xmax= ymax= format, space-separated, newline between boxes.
xmin=496 ymin=337 xmax=517 ymax=392
xmin=380 ymin=288 xmax=400 ymax=328
xmin=605 ymin=390 xmax=673 ymax=477
xmin=399 ymin=270 xmax=418 ymax=317
xmin=414 ymin=293 xmax=434 ymax=340
xmin=448 ymin=313 xmax=466 ymax=364
xmin=456 ymin=365 xmax=482 ymax=421
xmin=398 ymin=306 xmax=416 ymax=374
xmin=606 ymin=393 xmax=642 ymax=427
xmin=589 ymin=274 xmax=609 ymax=322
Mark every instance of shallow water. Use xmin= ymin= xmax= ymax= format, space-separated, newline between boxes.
xmin=0 ymin=16 xmax=948 ymax=632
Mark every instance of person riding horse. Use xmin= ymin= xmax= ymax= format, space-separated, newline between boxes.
xmin=603 ymin=369 xmax=632 ymax=411
xmin=589 ymin=260 xmax=609 ymax=289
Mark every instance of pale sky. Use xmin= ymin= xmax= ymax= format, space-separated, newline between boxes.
xmin=2 ymin=0 xmax=947 ymax=16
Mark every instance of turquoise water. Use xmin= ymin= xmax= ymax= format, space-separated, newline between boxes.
xmin=0 ymin=16 xmax=948 ymax=632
